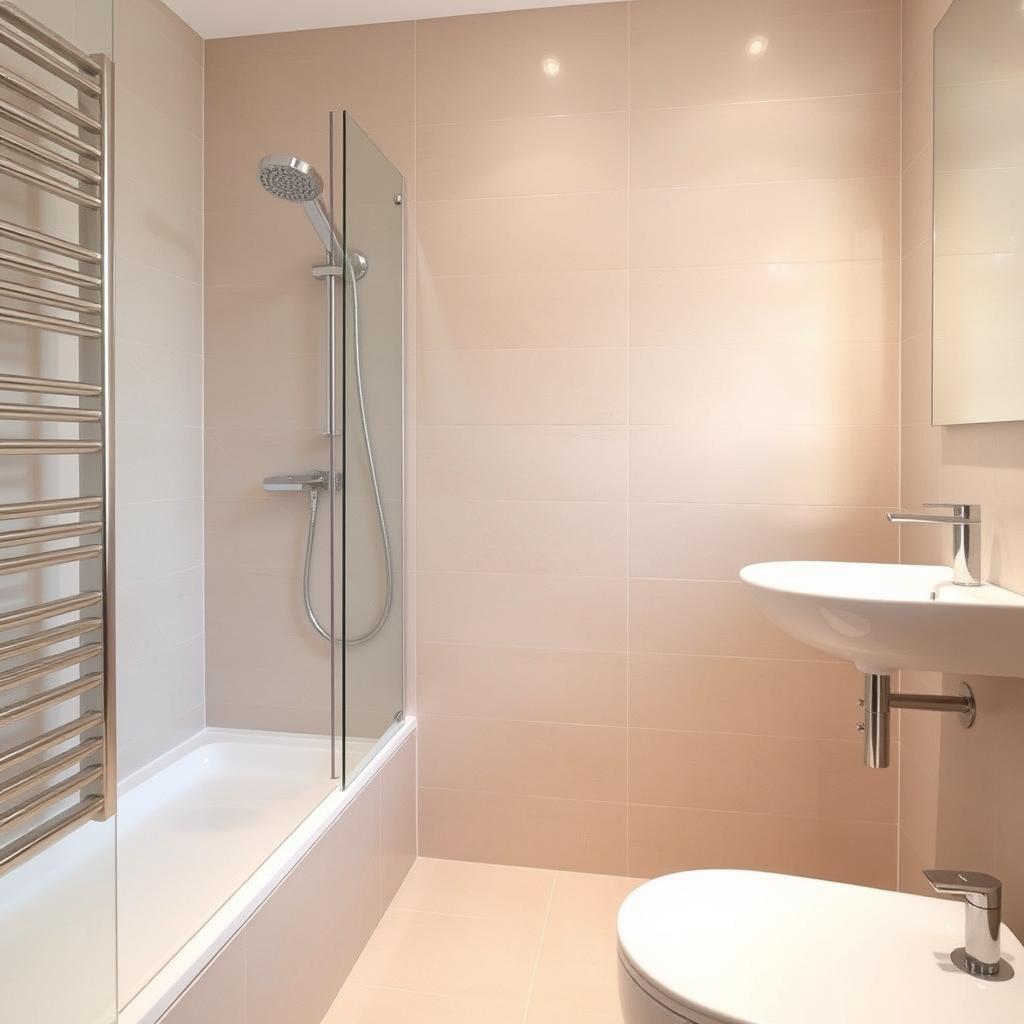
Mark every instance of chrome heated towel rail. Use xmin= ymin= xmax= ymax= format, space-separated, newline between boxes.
xmin=0 ymin=2 xmax=113 ymax=878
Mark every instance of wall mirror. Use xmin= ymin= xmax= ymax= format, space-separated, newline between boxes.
xmin=933 ymin=0 xmax=1024 ymax=425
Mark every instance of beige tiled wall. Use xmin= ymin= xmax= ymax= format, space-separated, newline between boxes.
xmin=114 ymin=0 xmax=205 ymax=776
xmin=898 ymin=0 xmax=1024 ymax=935
xmin=415 ymin=0 xmax=901 ymax=880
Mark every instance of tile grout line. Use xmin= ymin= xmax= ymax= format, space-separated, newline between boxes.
xmin=624 ymin=0 xmax=633 ymax=880
xmin=522 ymin=870 xmax=558 ymax=1024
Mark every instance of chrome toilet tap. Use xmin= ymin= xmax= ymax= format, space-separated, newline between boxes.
xmin=887 ymin=503 xmax=981 ymax=586
xmin=924 ymin=868 xmax=1003 ymax=976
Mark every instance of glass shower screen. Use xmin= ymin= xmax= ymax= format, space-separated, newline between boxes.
xmin=330 ymin=111 xmax=405 ymax=785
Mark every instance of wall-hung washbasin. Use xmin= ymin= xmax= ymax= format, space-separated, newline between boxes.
xmin=740 ymin=560 xmax=1024 ymax=677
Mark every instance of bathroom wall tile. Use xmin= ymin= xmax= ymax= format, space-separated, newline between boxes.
xmin=116 ymin=424 xmax=203 ymax=503
xmin=628 ymin=504 xmax=896 ymax=582
xmin=629 ymin=3 xmax=898 ymax=110
xmin=205 ymin=563 xmax=319 ymax=639
xmin=418 ymin=192 xmax=626 ymax=277
xmin=417 ymin=641 xmax=626 ymax=727
xmin=117 ymin=567 xmax=204 ymax=666
xmin=117 ymin=89 xmax=202 ymax=209
xmin=902 ymin=49 xmax=934 ymax=166
xmin=418 ymin=112 xmax=627 ymax=200
xmin=902 ymin=0 xmax=954 ymax=84
xmin=117 ymin=343 xmax=203 ymax=428
xmin=381 ymin=734 xmax=418 ymax=908
xmin=116 ymin=258 xmax=203 ymax=355
xmin=204 ymin=124 xmax=330 ymax=214
xmin=897 ymin=742 xmax=942 ymax=868
xmin=419 ymin=715 xmax=626 ymax=802
xmin=205 ymin=349 xmax=321 ymax=430
xmin=628 ymin=727 xmax=896 ymax=822
xmin=205 ymin=22 xmax=414 ymax=137
xmin=119 ymin=634 xmax=205 ymax=769
xmin=117 ymin=172 xmax=203 ymax=285
xmin=245 ymin=777 xmax=382 ymax=1024
xmin=629 ymin=424 xmax=897 ymax=506
xmin=419 ymin=348 xmax=626 ymax=426
xmin=901 ymin=240 xmax=933 ymax=343
xmin=628 ymin=578 xmax=829 ymax=661
xmin=898 ymin=829 xmax=937 ymax=897
xmin=116 ymin=0 xmax=202 ymax=131
xmin=204 ymin=427 xmax=327 ymax=498
xmin=629 ymin=261 xmax=898 ymax=348
xmin=206 ymin=634 xmax=331 ymax=715
xmin=628 ymin=344 xmax=897 ymax=427
xmin=205 ymin=496 xmax=308 ymax=572
xmin=392 ymin=857 xmax=554 ymax=930
xmin=205 ymin=283 xmax=323 ymax=358
xmin=117 ymin=497 xmax=203 ymax=584
xmin=160 ymin=932 xmax=246 ymax=1024
xmin=418 ymin=270 xmax=627 ymax=351
xmin=206 ymin=703 xmax=330 ymax=735
xmin=628 ymin=804 xmax=896 ymax=887
xmin=417 ymin=426 xmax=627 ymax=503
xmin=418 ymin=787 xmax=628 ymax=874
xmin=628 ymin=653 xmax=863 ymax=741
xmin=415 ymin=3 xmax=627 ymax=124
xmin=418 ymin=572 xmax=626 ymax=651
xmin=418 ymin=499 xmax=625 ymax=577
xmin=630 ymin=92 xmax=899 ymax=190
xmin=901 ymin=332 xmax=932 ymax=428
xmin=902 ymin=148 xmax=933 ymax=259
xmin=204 ymin=201 xmax=325 ymax=291
xmin=118 ymin=702 xmax=205 ymax=780
xmin=630 ymin=178 xmax=898 ymax=269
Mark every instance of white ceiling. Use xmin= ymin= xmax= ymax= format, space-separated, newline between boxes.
xmin=163 ymin=0 xmax=616 ymax=40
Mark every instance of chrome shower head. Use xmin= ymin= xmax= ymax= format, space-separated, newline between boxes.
xmin=258 ymin=154 xmax=323 ymax=204
xmin=256 ymin=152 xmax=368 ymax=277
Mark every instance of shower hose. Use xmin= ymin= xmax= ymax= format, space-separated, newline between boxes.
xmin=302 ymin=254 xmax=393 ymax=647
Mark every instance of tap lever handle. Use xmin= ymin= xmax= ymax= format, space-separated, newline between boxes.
xmin=924 ymin=869 xmax=1002 ymax=908
xmin=923 ymin=502 xmax=980 ymax=521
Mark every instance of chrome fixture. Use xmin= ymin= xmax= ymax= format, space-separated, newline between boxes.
xmin=887 ymin=502 xmax=981 ymax=586
xmin=262 ymin=471 xmax=328 ymax=493
xmin=924 ymin=869 xmax=1006 ymax=978
xmin=858 ymin=675 xmax=975 ymax=768
xmin=0 ymin=2 xmax=115 ymax=877
xmin=258 ymin=152 xmax=392 ymax=647
xmin=257 ymin=153 xmax=368 ymax=278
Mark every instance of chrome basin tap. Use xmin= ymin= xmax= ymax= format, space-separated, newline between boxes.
xmin=924 ymin=868 xmax=1003 ymax=976
xmin=887 ymin=503 xmax=981 ymax=586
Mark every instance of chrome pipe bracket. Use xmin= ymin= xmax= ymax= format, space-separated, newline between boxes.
xmin=859 ymin=675 xmax=976 ymax=768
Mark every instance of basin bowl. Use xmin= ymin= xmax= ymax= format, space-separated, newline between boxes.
xmin=740 ymin=561 xmax=1024 ymax=676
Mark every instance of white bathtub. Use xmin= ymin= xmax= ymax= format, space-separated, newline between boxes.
xmin=119 ymin=720 xmax=415 ymax=1024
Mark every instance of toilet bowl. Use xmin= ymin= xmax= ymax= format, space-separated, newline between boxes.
xmin=617 ymin=869 xmax=1024 ymax=1024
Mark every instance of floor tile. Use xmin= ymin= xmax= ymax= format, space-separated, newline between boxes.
xmin=528 ymin=871 xmax=645 ymax=1018
xmin=324 ymin=983 xmax=525 ymax=1023
xmin=392 ymin=856 xmax=555 ymax=931
xmin=346 ymin=907 xmax=541 ymax=1004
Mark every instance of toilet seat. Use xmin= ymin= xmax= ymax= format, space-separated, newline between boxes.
xmin=616 ymin=869 xmax=1024 ymax=1024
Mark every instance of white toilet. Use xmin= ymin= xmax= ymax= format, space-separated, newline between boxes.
xmin=617 ymin=869 xmax=1024 ymax=1024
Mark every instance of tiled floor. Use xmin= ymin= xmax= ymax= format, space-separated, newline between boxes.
xmin=323 ymin=857 xmax=645 ymax=1023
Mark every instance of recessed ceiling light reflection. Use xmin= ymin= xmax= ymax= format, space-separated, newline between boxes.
xmin=746 ymin=35 xmax=769 ymax=58
xmin=541 ymin=54 xmax=561 ymax=77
